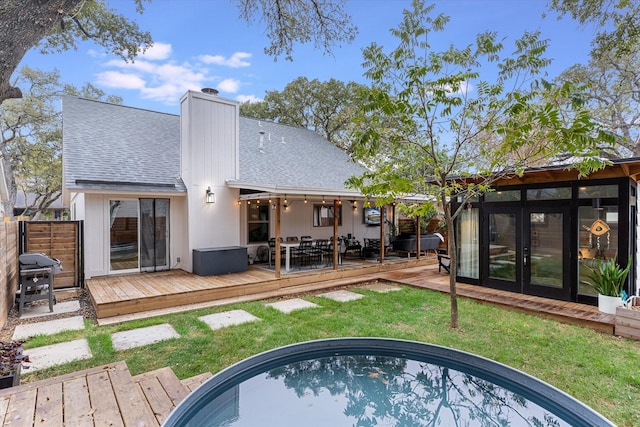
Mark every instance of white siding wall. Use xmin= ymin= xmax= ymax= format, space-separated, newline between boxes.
xmin=180 ymin=91 xmax=241 ymax=272
xmin=78 ymin=193 xmax=187 ymax=279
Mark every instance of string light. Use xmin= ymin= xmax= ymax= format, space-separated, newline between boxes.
xmin=304 ymin=195 xmax=308 ymax=204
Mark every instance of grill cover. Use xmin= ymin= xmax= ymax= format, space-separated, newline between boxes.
xmin=19 ymin=253 xmax=63 ymax=274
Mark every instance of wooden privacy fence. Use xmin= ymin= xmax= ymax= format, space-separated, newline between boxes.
xmin=19 ymin=221 xmax=83 ymax=289
xmin=0 ymin=221 xmax=18 ymax=328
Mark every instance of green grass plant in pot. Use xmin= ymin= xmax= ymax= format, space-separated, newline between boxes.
xmin=582 ymin=258 xmax=632 ymax=314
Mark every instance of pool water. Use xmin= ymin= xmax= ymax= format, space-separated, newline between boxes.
xmin=163 ymin=338 xmax=613 ymax=426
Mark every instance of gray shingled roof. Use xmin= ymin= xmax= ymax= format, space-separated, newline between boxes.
xmin=63 ymin=97 xmax=367 ymax=195
xmin=62 ymin=97 xmax=185 ymax=193
xmin=237 ymin=117 xmax=366 ymax=192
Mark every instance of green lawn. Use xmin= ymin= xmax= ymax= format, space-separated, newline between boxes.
xmin=25 ymin=284 xmax=640 ymax=426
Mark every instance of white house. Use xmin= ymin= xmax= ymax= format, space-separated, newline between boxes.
xmin=62 ymin=90 xmax=388 ymax=279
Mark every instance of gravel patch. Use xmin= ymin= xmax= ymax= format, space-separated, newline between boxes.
xmin=0 ymin=288 xmax=96 ymax=342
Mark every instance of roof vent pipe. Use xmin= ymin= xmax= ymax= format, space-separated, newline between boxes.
xmin=201 ymin=88 xmax=219 ymax=95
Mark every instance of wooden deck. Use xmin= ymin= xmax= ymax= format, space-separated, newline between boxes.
xmin=87 ymin=258 xmax=615 ymax=334
xmin=0 ymin=361 xmax=211 ymax=426
xmin=86 ymin=257 xmax=434 ymax=321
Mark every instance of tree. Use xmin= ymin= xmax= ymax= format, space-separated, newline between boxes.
xmin=1 ymin=66 xmax=122 ymax=219
xmin=556 ymin=49 xmax=639 ymax=157
xmin=0 ymin=0 xmax=356 ymax=105
xmin=348 ymin=0 xmax=612 ymax=328
xmin=548 ymin=0 xmax=640 ymax=58
xmin=239 ymin=77 xmax=367 ymax=151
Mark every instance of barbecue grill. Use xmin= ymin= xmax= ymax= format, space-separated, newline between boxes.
xmin=17 ymin=253 xmax=62 ymax=316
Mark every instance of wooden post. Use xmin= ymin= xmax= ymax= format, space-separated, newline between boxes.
xmin=416 ymin=215 xmax=421 ymax=260
xmin=379 ymin=205 xmax=385 ymax=263
xmin=333 ymin=199 xmax=339 ymax=269
xmin=275 ymin=197 xmax=281 ymax=278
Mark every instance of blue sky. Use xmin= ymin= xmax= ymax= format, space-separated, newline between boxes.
xmin=20 ymin=0 xmax=595 ymax=114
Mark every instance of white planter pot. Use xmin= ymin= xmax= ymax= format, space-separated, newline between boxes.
xmin=598 ymin=294 xmax=623 ymax=314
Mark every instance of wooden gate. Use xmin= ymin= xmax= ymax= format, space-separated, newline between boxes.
xmin=19 ymin=221 xmax=83 ymax=288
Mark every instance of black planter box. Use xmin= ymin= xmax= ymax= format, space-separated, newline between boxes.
xmin=193 ymin=246 xmax=248 ymax=276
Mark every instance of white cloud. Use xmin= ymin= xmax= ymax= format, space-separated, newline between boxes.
xmin=217 ymin=78 xmax=241 ymax=93
xmin=95 ymin=71 xmax=146 ymax=89
xmin=140 ymin=42 xmax=173 ymax=60
xmin=198 ymin=52 xmax=252 ymax=68
xmin=94 ymin=44 xmax=254 ymax=104
xmin=236 ymin=94 xmax=262 ymax=103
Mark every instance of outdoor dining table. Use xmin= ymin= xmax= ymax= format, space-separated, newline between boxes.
xmin=280 ymin=240 xmax=311 ymax=272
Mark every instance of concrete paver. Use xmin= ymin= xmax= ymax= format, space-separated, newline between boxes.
xmin=12 ymin=316 xmax=85 ymax=340
xmin=319 ymin=290 xmax=364 ymax=302
xmin=358 ymin=283 xmax=402 ymax=293
xmin=111 ymin=323 xmax=180 ymax=351
xmin=198 ymin=309 xmax=260 ymax=331
xmin=19 ymin=300 xmax=81 ymax=320
xmin=266 ymin=298 xmax=319 ymax=313
xmin=25 ymin=339 xmax=92 ymax=372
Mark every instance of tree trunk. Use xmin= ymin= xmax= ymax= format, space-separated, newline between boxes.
xmin=443 ymin=196 xmax=459 ymax=329
xmin=0 ymin=0 xmax=82 ymax=104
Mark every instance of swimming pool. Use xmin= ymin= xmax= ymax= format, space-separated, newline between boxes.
xmin=163 ymin=338 xmax=614 ymax=426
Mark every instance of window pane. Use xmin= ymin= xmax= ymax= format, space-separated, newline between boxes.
xmin=578 ymin=185 xmax=618 ymax=199
xmin=578 ymin=205 xmax=619 ymax=295
xmin=247 ymin=203 xmax=269 ymax=243
xmin=313 ymin=205 xmax=342 ymax=227
xmin=526 ymin=187 xmax=571 ymax=200
xmin=530 ymin=212 xmax=563 ymax=288
xmin=110 ymin=200 xmax=138 ymax=271
xmin=457 ymin=208 xmax=478 ymax=278
xmin=248 ymin=222 xmax=269 ymax=243
xmin=485 ymin=190 xmax=520 ymax=202
xmin=488 ymin=213 xmax=517 ymax=281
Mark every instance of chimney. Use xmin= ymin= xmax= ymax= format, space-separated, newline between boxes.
xmin=201 ymin=88 xmax=219 ymax=96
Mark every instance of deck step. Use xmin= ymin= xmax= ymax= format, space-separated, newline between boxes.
xmin=132 ymin=366 xmax=194 ymax=425
xmin=0 ymin=361 xmax=159 ymax=426
xmin=181 ymin=372 xmax=213 ymax=392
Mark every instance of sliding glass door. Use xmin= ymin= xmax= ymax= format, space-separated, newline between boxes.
xmin=110 ymin=199 xmax=170 ymax=273
xmin=140 ymin=199 xmax=170 ymax=272
xmin=110 ymin=200 xmax=139 ymax=272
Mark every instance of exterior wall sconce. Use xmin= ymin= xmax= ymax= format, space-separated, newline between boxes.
xmin=206 ymin=187 xmax=216 ymax=203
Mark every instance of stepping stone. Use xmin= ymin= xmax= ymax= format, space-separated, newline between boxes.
xmin=111 ymin=323 xmax=180 ymax=351
xmin=25 ymin=339 xmax=92 ymax=372
xmin=358 ymin=282 xmax=402 ymax=293
xmin=12 ymin=315 xmax=85 ymax=340
xmin=266 ymin=298 xmax=319 ymax=314
xmin=199 ymin=309 xmax=260 ymax=331
xmin=319 ymin=290 xmax=364 ymax=302
xmin=20 ymin=300 xmax=81 ymax=320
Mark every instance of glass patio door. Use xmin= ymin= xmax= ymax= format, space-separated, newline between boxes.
xmin=523 ymin=207 xmax=570 ymax=299
xmin=483 ymin=208 xmax=521 ymax=292
xmin=483 ymin=206 xmax=570 ymax=299
xmin=110 ymin=199 xmax=169 ymax=273
xmin=140 ymin=199 xmax=170 ymax=272
xmin=110 ymin=200 xmax=139 ymax=272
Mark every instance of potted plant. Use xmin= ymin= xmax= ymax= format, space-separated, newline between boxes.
xmin=582 ymin=258 xmax=632 ymax=314
xmin=0 ymin=340 xmax=30 ymax=388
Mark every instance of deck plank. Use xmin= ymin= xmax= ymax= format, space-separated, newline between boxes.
xmin=135 ymin=376 xmax=173 ymax=425
xmin=62 ymin=377 xmax=93 ymax=427
xmin=3 ymin=389 xmax=36 ymax=427
xmin=33 ymin=382 xmax=62 ymax=426
xmin=0 ymin=397 xmax=9 ymax=425
xmin=108 ymin=364 xmax=158 ymax=427
xmin=181 ymin=373 xmax=212 ymax=392
xmin=86 ymin=370 xmax=124 ymax=427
